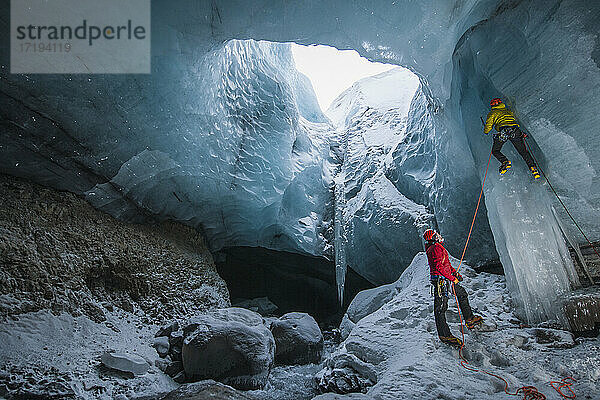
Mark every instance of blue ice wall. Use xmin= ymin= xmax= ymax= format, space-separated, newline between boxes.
xmin=2 ymin=0 xmax=599 ymax=323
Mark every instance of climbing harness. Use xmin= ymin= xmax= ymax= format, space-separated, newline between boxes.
xmin=430 ymin=276 xmax=450 ymax=298
xmin=495 ymin=125 xmax=518 ymax=142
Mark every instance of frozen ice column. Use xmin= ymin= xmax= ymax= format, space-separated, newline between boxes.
xmin=484 ymin=166 xmax=579 ymax=327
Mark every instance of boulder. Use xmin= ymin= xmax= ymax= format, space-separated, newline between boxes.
xmin=532 ymin=328 xmax=575 ymax=349
xmin=169 ymin=329 xmax=184 ymax=348
xmin=100 ymin=351 xmax=148 ymax=375
xmin=270 ymin=312 xmax=323 ymax=365
xmin=182 ymin=308 xmax=275 ymax=390
xmin=162 ymin=380 xmax=253 ymax=400
xmin=153 ymin=336 xmax=170 ymax=357
xmin=165 ymin=360 xmax=184 ymax=377
xmin=312 ymin=394 xmax=371 ymax=400
xmin=156 ymin=321 xmax=180 ymax=338
xmin=232 ymin=297 xmax=279 ymax=316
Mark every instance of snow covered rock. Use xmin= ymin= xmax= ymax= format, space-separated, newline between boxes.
xmin=270 ymin=312 xmax=324 ymax=365
xmin=156 ymin=321 xmax=180 ymax=338
xmin=233 ymin=297 xmax=279 ymax=316
xmin=531 ymin=328 xmax=575 ymax=349
xmin=153 ymin=336 xmax=170 ymax=358
xmin=100 ymin=351 xmax=149 ymax=376
xmin=338 ymin=265 xmax=416 ymax=340
xmin=162 ymin=379 xmax=253 ymax=400
xmin=181 ymin=308 xmax=275 ymax=390
xmin=315 ymin=353 xmax=376 ymax=395
xmin=312 ymin=393 xmax=371 ymax=400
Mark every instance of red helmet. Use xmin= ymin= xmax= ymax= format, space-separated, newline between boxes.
xmin=423 ymin=229 xmax=437 ymax=242
xmin=490 ymin=98 xmax=502 ymax=107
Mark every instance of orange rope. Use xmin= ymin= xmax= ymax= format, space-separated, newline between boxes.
xmin=451 ymin=282 xmax=548 ymax=400
xmin=550 ymin=377 xmax=576 ymax=399
xmin=455 ymin=149 xmax=492 ymax=274
xmin=448 ymin=137 xmax=578 ymax=399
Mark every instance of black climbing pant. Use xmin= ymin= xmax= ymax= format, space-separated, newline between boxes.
xmin=491 ymin=126 xmax=536 ymax=168
xmin=433 ymin=279 xmax=474 ymax=338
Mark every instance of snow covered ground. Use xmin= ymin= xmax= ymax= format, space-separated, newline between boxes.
xmin=317 ymin=253 xmax=600 ymax=399
xmin=0 ymin=308 xmax=175 ymax=399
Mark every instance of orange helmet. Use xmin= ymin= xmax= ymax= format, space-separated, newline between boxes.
xmin=490 ymin=98 xmax=502 ymax=107
xmin=423 ymin=229 xmax=437 ymax=242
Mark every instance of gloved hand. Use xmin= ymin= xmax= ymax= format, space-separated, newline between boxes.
xmin=522 ymin=132 xmax=528 ymax=138
xmin=454 ymin=273 xmax=464 ymax=282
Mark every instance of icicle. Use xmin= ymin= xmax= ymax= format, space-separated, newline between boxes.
xmin=334 ymin=172 xmax=347 ymax=306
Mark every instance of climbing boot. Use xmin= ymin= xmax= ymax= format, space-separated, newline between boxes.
xmin=530 ymin=166 xmax=541 ymax=179
xmin=439 ymin=335 xmax=463 ymax=348
xmin=499 ymin=161 xmax=512 ymax=175
xmin=465 ymin=315 xmax=484 ymax=329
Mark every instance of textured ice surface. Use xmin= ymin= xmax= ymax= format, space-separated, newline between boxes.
xmin=328 ymin=69 xmax=496 ymax=285
xmin=2 ymin=1 xmax=600 ymax=323
xmin=81 ymin=40 xmax=336 ymax=258
xmin=328 ymin=69 xmax=432 ymax=285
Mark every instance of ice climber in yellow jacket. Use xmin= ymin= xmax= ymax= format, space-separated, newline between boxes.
xmin=484 ymin=98 xmax=540 ymax=179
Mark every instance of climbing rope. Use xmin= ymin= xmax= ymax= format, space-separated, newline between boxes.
xmin=523 ymin=138 xmax=600 ymax=267
xmin=451 ymin=284 xmax=548 ymax=400
xmin=550 ymin=377 xmax=577 ymax=399
xmin=448 ymin=131 xmax=581 ymax=399
xmin=455 ymin=149 xmax=492 ymax=274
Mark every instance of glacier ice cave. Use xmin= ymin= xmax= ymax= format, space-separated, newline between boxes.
xmin=2 ymin=1 xmax=600 ymax=399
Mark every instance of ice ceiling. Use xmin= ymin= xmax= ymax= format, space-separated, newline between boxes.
xmin=1 ymin=0 xmax=599 ymax=325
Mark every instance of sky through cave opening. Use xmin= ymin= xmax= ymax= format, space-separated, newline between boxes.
xmin=291 ymin=43 xmax=400 ymax=112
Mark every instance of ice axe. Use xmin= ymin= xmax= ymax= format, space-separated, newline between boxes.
xmin=480 ymin=116 xmax=485 ymax=127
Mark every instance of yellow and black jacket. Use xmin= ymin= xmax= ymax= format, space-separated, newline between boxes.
xmin=483 ymin=103 xmax=519 ymax=134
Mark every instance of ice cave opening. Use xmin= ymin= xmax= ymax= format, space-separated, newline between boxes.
xmin=214 ymin=246 xmax=372 ymax=326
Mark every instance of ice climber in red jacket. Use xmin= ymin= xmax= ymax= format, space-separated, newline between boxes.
xmin=424 ymin=229 xmax=483 ymax=347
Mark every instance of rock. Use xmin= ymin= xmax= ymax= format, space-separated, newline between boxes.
xmin=563 ymin=292 xmax=600 ymax=334
xmin=170 ymin=345 xmax=182 ymax=361
xmin=315 ymin=362 xmax=375 ymax=395
xmin=156 ymin=321 xmax=180 ymax=338
xmin=316 ymin=351 xmax=377 ymax=395
xmin=181 ymin=307 xmax=275 ymax=390
xmin=339 ymin=315 xmax=355 ymax=340
xmin=100 ymin=351 xmax=149 ymax=376
xmin=312 ymin=394 xmax=371 ymax=399
xmin=155 ymin=357 xmax=170 ymax=372
xmin=338 ymin=278 xmax=408 ymax=340
xmin=173 ymin=371 xmax=187 ymax=384
xmin=162 ymin=380 xmax=253 ymax=400
xmin=532 ymin=328 xmax=575 ymax=349
xmin=153 ymin=336 xmax=170 ymax=357
xmin=169 ymin=330 xmax=184 ymax=349
xmin=232 ymin=297 xmax=279 ymax=316
xmin=82 ymin=300 xmax=107 ymax=323
xmin=270 ymin=312 xmax=323 ymax=365
xmin=262 ymin=317 xmax=278 ymax=329
xmin=165 ymin=360 xmax=184 ymax=377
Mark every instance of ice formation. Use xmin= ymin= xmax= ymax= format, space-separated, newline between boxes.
xmin=329 ymin=69 xmax=435 ymax=285
xmin=83 ymin=40 xmax=337 ymax=259
xmin=2 ymin=1 xmax=600 ymax=325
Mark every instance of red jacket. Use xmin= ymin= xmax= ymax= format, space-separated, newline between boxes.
xmin=426 ymin=242 xmax=457 ymax=281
